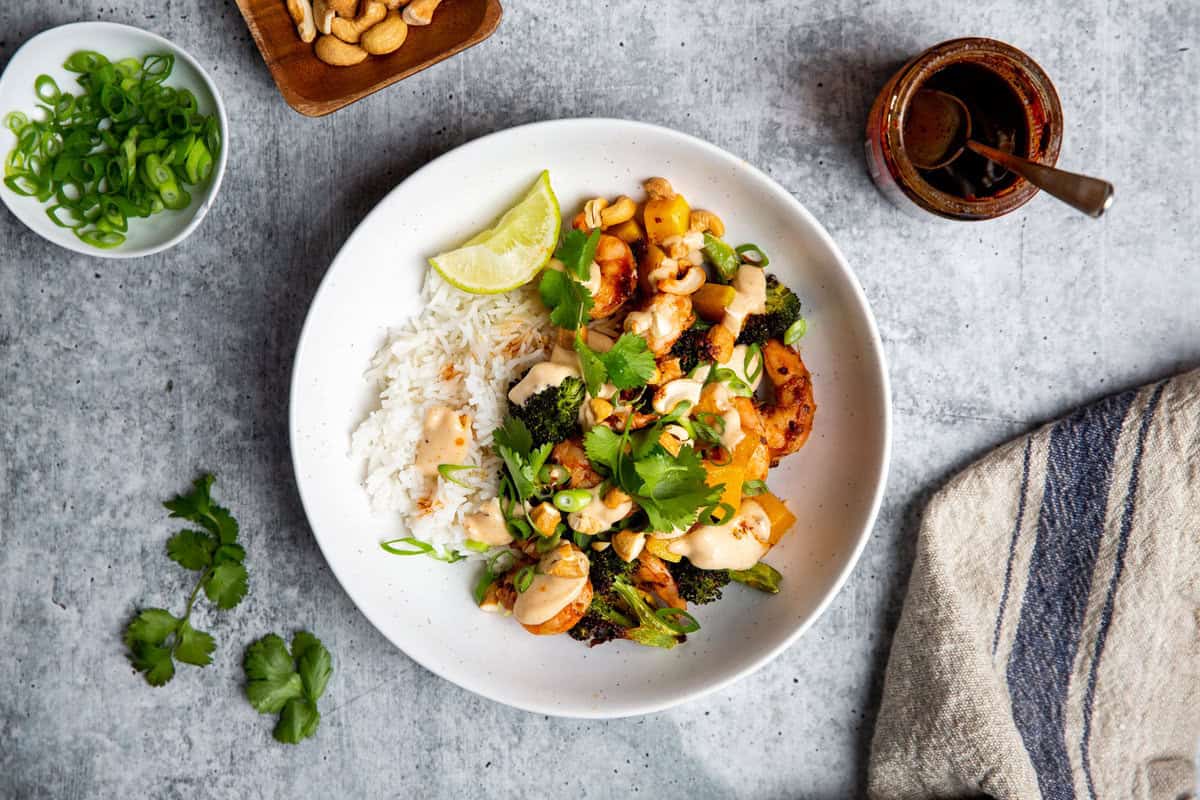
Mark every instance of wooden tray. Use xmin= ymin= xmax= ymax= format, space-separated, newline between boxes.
xmin=234 ymin=0 xmax=502 ymax=117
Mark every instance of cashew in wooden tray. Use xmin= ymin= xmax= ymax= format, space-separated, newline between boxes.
xmin=282 ymin=0 xmax=449 ymax=67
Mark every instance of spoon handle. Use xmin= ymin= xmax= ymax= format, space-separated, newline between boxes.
xmin=966 ymin=141 xmax=1115 ymax=218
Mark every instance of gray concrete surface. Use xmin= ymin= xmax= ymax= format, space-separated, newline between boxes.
xmin=1 ymin=1 xmax=1197 ymax=797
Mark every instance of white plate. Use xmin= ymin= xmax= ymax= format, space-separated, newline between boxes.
xmin=0 ymin=22 xmax=228 ymax=259
xmin=290 ymin=119 xmax=891 ymax=718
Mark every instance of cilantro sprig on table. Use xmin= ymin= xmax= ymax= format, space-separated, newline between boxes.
xmin=244 ymin=631 xmax=333 ymax=744
xmin=123 ymin=474 xmax=249 ymax=686
xmin=585 ymin=421 xmax=723 ymax=533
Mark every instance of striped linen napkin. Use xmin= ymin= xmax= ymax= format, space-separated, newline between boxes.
xmin=869 ymin=370 xmax=1200 ymax=799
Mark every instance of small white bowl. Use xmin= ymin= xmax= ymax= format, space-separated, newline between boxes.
xmin=0 ymin=22 xmax=229 ymax=259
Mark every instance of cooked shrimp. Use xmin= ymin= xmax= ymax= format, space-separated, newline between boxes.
xmin=589 ymin=234 xmax=637 ymax=319
xmin=757 ymin=340 xmax=816 ymax=460
xmin=521 ymin=579 xmax=593 ymax=635
xmin=623 ymin=292 xmax=693 ymax=356
xmin=552 ymin=438 xmax=602 ymax=489
xmin=634 ymin=553 xmax=687 ymax=610
xmin=732 ymin=396 xmax=770 ymax=481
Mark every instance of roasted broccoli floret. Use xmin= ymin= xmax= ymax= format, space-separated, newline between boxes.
xmin=588 ymin=547 xmax=635 ymax=594
xmin=508 ymin=375 xmax=585 ymax=447
xmin=737 ymin=274 xmax=802 ymax=345
xmin=569 ymin=555 xmax=687 ymax=649
xmin=669 ymin=326 xmax=717 ymax=374
xmin=667 ymin=558 xmax=732 ymax=604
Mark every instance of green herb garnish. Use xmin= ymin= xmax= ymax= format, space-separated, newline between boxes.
xmin=436 ymin=463 xmax=475 ymax=488
xmin=123 ymin=474 xmax=247 ymax=687
xmin=244 ymin=631 xmax=332 ymax=745
xmin=3 ymin=51 xmax=221 ymax=250
xmin=380 ymin=536 xmax=466 ymax=563
xmin=575 ymin=332 xmax=657 ymax=396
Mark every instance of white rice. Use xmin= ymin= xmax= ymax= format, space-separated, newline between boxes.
xmin=351 ymin=272 xmax=550 ymax=550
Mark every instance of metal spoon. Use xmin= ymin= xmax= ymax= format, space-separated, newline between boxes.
xmin=907 ymin=89 xmax=1114 ymax=217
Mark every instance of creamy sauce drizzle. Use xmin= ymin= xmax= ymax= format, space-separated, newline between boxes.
xmin=462 ymin=497 xmax=511 ymax=546
xmin=513 ymin=545 xmax=590 ymax=625
xmin=668 ymin=499 xmax=771 ymax=570
xmin=722 ymin=265 xmax=767 ymax=335
xmin=653 ymin=377 xmax=704 ymax=415
xmin=414 ymin=406 xmax=472 ymax=477
xmin=509 ymin=362 xmax=580 ymax=405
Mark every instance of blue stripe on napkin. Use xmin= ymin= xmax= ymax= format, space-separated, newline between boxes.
xmin=993 ymin=436 xmax=1034 ymax=656
xmin=1006 ymin=388 xmax=1137 ymax=800
xmin=1079 ymin=381 xmax=1168 ymax=799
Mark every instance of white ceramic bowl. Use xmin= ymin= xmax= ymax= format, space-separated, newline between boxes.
xmin=290 ymin=119 xmax=891 ymax=718
xmin=0 ymin=22 xmax=228 ymax=259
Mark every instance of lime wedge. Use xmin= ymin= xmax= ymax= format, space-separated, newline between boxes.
xmin=429 ymin=170 xmax=561 ymax=294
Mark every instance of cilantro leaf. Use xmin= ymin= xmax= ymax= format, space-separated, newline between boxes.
xmin=128 ymin=640 xmax=176 ymax=687
xmin=293 ymin=632 xmax=333 ymax=702
xmin=245 ymin=634 xmax=295 ymax=682
xmin=245 ymin=631 xmax=333 ymax=744
xmin=538 ymin=268 xmax=594 ymax=330
xmin=497 ymin=444 xmax=537 ymax=501
xmin=274 ymin=697 xmax=321 ymax=744
xmin=248 ymin=673 xmax=304 ymax=714
xmin=555 ymin=228 xmax=601 ymax=281
xmin=127 ymin=474 xmax=248 ymax=687
xmin=124 ymin=608 xmax=180 ymax=647
xmin=636 ymin=446 xmax=724 ymax=532
xmin=602 ymin=334 xmax=656 ymax=390
xmin=164 ymin=474 xmax=240 ymax=544
xmin=174 ymin=622 xmax=216 ymax=667
xmin=634 ymin=450 xmax=704 ymax=499
xmin=166 ymin=529 xmax=216 ymax=570
xmin=583 ymin=426 xmax=623 ymax=474
xmin=493 ymin=416 xmax=532 ymax=455
xmin=213 ymin=543 xmax=246 ymax=566
xmin=640 ymin=485 xmax=723 ymax=533
xmin=574 ymin=335 xmax=609 ymax=397
xmin=204 ymin=562 xmax=248 ymax=610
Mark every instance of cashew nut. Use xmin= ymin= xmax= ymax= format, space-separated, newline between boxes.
xmin=315 ymin=34 xmax=368 ymax=65
xmin=600 ymin=195 xmax=637 ymax=229
xmin=382 ymin=0 xmax=403 ymax=7
xmin=530 ymin=502 xmax=561 ymax=537
xmin=330 ymin=0 xmax=386 ymax=42
xmin=658 ymin=265 xmax=707 ymax=295
xmin=402 ymin=0 xmax=444 ymax=25
xmin=612 ymin=531 xmax=646 ymax=563
xmin=688 ymin=209 xmax=725 ymax=237
xmin=361 ymin=10 xmax=408 ymax=54
xmin=285 ymin=0 xmax=317 ymax=42
xmin=583 ymin=198 xmax=608 ymax=230
xmin=643 ymin=177 xmax=675 ymax=200
xmin=329 ymin=0 xmax=357 ymax=15
xmin=313 ymin=0 xmax=336 ymax=34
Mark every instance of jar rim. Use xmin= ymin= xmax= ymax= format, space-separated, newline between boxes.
xmin=881 ymin=37 xmax=1064 ymax=220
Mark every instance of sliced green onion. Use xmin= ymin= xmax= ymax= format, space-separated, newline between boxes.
xmin=34 ymin=75 xmax=60 ymax=103
xmin=437 ymin=463 xmax=475 ymax=488
xmin=464 ymin=539 xmax=491 ymax=553
xmin=63 ymin=51 xmax=108 ymax=73
xmin=701 ymin=502 xmax=736 ymax=526
xmin=655 ymin=607 xmax=701 ymax=634
xmin=514 ymin=565 xmax=535 ymax=593
xmin=702 ymin=233 xmax=739 ymax=282
xmin=506 ymin=518 xmax=533 ymax=540
xmin=572 ymin=531 xmax=591 ymax=549
xmin=552 ymin=489 xmax=592 ymax=513
xmin=660 ymin=399 xmax=693 ymax=424
xmin=783 ymin=318 xmax=808 ymax=345
xmin=735 ymin=243 xmax=769 ymax=267
xmin=535 ymin=528 xmax=563 ymax=553
xmin=744 ymin=343 xmax=763 ymax=384
xmin=3 ymin=48 xmax=220 ymax=250
xmin=741 ymin=479 xmax=769 ymax=497
xmin=380 ymin=536 xmax=465 ymax=563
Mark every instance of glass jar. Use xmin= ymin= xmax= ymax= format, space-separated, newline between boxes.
xmin=865 ymin=37 xmax=1064 ymax=220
